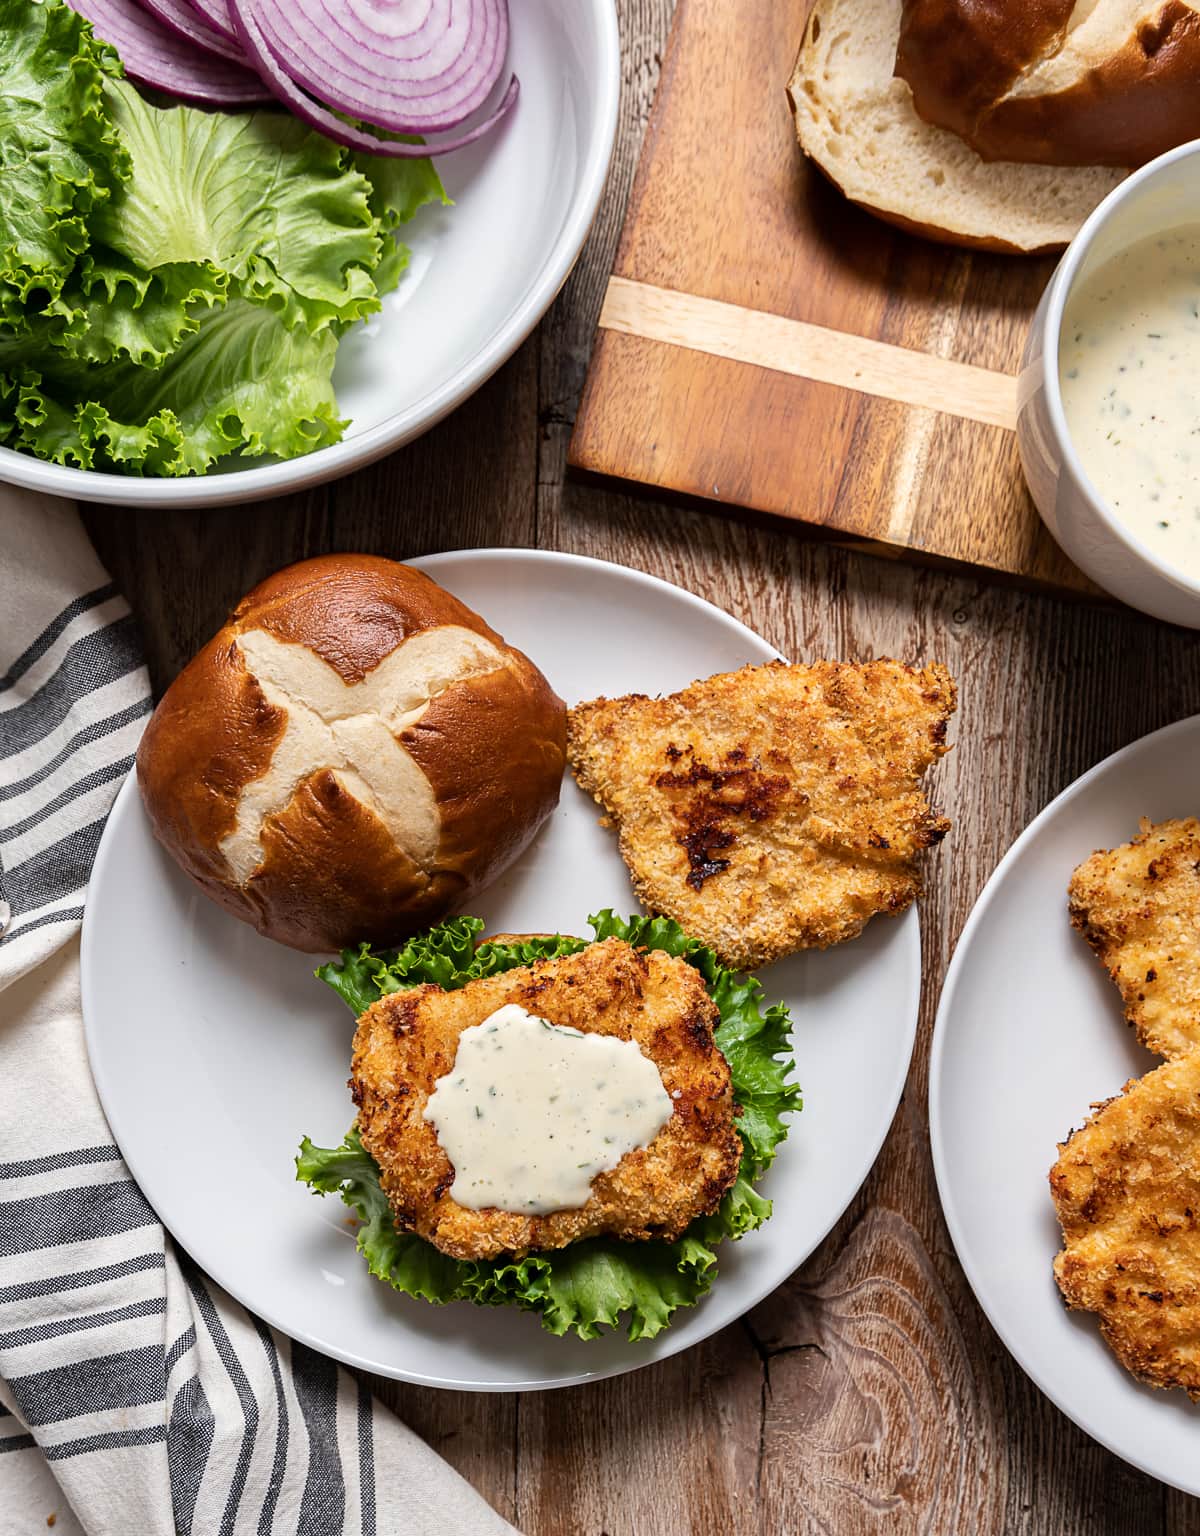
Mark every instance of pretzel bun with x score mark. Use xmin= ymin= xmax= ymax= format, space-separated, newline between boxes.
xmin=136 ymin=555 xmax=567 ymax=953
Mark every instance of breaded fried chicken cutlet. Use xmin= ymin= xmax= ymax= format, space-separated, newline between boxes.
xmin=1051 ymin=1052 xmax=1200 ymax=1398
xmin=1069 ymin=817 xmax=1200 ymax=1060
xmin=567 ymin=660 xmax=956 ymax=973
xmin=350 ymin=938 xmax=742 ymax=1261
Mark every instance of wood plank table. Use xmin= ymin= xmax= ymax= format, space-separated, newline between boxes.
xmin=83 ymin=2 xmax=1200 ymax=1529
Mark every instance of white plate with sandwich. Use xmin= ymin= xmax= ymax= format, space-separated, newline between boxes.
xmin=82 ymin=549 xmax=951 ymax=1390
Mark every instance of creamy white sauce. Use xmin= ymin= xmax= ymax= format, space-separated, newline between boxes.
xmin=1060 ymin=225 xmax=1200 ymax=579
xmin=422 ymin=1002 xmax=674 ymax=1214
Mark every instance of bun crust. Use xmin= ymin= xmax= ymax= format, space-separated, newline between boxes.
xmin=136 ymin=555 xmax=566 ymax=952
xmin=896 ymin=0 xmax=1200 ymax=168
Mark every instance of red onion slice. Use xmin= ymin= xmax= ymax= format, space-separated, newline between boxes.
xmin=140 ymin=0 xmax=252 ymax=63
xmin=185 ymin=0 xmax=238 ymax=43
xmin=230 ymin=0 xmax=518 ymax=155
xmin=250 ymin=0 xmax=510 ymax=135
xmin=69 ymin=0 xmax=271 ymax=103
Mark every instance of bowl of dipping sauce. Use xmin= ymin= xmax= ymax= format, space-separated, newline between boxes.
xmin=1018 ymin=142 xmax=1200 ymax=628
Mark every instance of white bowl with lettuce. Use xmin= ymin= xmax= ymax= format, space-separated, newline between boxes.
xmin=0 ymin=0 xmax=618 ymax=507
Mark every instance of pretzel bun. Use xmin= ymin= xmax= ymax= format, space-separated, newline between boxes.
xmin=136 ymin=555 xmax=567 ymax=953
xmin=896 ymin=0 xmax=1200 ymax=167
xmin=789 ymin=0 xmax=1123 ymax=253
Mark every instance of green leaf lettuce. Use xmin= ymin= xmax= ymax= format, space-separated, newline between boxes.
xmin=7 ymin=297 xmax=343 ymax=474
xmin=351 ymin=147 xmax=451 ymax=297
xmin=0 ymin=0 xmax=125 ymax=321
xmin=300 ymin=913 xmax=800 ymax=1341
xmin=94 ymin=79 xmax=387 ymax=336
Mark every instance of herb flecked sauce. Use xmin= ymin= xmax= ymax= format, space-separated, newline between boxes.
xmin=422 ymin=1003 xmax=675 ymax=1214
xmin=1060 ymin=225 xmax=1200 ymax=577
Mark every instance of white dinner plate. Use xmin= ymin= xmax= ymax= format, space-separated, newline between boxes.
xmin=931 ymin=715 xmax=1200 ymax=1493
xmin=0 ymin=0 xmax=619 ymax=508
xmin=82 ymin=550 xmax=922 ymax=1391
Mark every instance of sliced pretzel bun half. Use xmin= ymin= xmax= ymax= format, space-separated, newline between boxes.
xmin=788 ymin=0 xmax=1126 ymax=253
xmin=136 ymin=555 xmax=567 ymax=953
xmin=896 ymin=0 xmax=1200 ymax=168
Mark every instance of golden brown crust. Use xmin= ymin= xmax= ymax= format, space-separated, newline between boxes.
xmin=227 ymin=554 xmax=510 ymax=682
xmin=404 ymin=663 xmax=568 ymax=897
xmin=247 ymin=772 xmax=464 ymax=953
xmin=895 ymin=0 xmax=1074 ymax=148
xmin=1051 ymin=1054 xmax=1200 ymax=1397
xmin=351 ymin=939 xmax=742 ymax=1261
xmin=1068 ymin=818 xmax=1200 ymax=1060
xmin=136 ymin=554 xmax=566 ymax=953
xmin=897 ymin=0 xmax=1200 ymax=168
xmin=567 ymin=660 xmax=956 ymax=973
xmin=135 ymin=635 xmax=287 ymax=883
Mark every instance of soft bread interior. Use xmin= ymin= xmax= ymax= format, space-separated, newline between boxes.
xmin=788 ymin=0 xmax=1125 ymax=251
xmin=221 ymin=626 xmax=507 ymax=884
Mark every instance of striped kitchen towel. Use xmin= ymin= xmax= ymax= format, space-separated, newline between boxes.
xmin=0 ymin=494 xmax=150 ymax=983
xmin=0 ymin=492 xmax=518 ymax=1536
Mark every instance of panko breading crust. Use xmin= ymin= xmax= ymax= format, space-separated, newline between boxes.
xmin=350 ymin=938 xmax=741 ymax=1261
xmin=1069 ymin=817 xmax=1200 ymax=1060
xmin=1050 ymin=1053 xmax=1200 ymax=1397
xmin=567 ymin=661 xmax=956 ymax=973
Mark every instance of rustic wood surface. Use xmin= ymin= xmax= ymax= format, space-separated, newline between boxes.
xmin=569 ymin=0 xmax=1094 ymax=594
xmin=83 ymin=1 xmax=1200 ymax=1530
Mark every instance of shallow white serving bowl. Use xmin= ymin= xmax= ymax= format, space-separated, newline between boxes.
xmin=1017 ymin=141 xmax=1200 ymax=628
xmin=0 ymin=0 xmax=619 ymax=509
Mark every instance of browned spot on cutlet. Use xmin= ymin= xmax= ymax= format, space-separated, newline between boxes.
xmin=654 ymin=747 xmax=788 ymax=891
xmin=567 ymin=660 xmax=956 ymax=971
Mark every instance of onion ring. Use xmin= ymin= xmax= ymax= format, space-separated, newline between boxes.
xmin=184 ymin=0 xmax=239 ymax=43
xmin=230 ymin=0 xmax=518 ymax=155
xmin=250 ymin=0 xmax=508 ymax=135
xmin=69 ymin=0 xmax=271 ymax=103
xmin=140 ymin=0 xmax=253 ymax=64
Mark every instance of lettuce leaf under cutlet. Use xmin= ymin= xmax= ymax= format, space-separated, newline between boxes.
xmin=300 ymin=913 xmax=800 ymax=1341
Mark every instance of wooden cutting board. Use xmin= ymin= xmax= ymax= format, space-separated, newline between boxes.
xmin=568 ymin=0 xmax=1094 ymax=594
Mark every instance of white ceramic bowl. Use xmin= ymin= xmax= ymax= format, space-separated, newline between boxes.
xmin=0 ymin=0 xmax=619 ymax=509
xmin=1017 ymin=141 xmax=1200 ymax=628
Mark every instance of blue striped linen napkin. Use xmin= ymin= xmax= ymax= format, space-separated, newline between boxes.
xmin=0 ymin=491 xmax=518 ymax=1536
